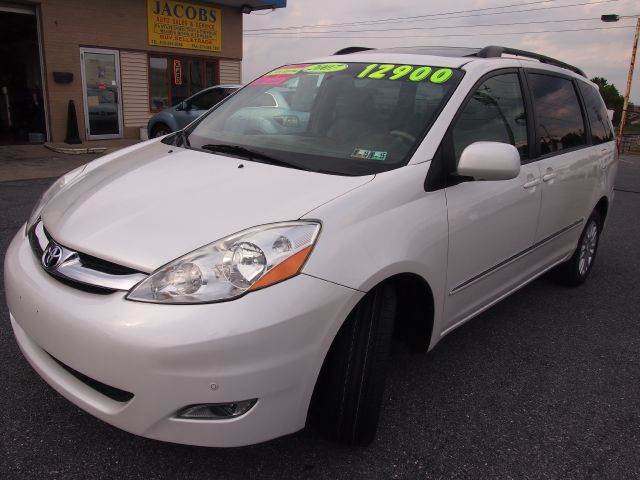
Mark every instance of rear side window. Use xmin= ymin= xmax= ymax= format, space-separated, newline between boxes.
xmin=528 ymin=74 xmax=586 ymax=155
xmin=578 ymin=82 xmax=614 ymax=144
xmin=452 ymin=73 xmax=529 ymax=161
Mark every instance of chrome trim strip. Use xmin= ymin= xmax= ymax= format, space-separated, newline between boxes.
xmin=442 ymin=252 xmax=572 ymax=337
xmin=449 ymin=219 xmax=584 ymax=295
xmin=34 ymin=219 xmax=48 ymax=247
xmin=51 ymin=255 xmax=147 ymax=291
xmin=32 ymin=221 xmax=147 ymax=292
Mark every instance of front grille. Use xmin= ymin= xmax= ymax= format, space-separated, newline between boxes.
xmin=28 ymin=220 xmax=148 ymax=294
xmin=77 ymin=252 xmax=140 ymax=276
xmin=28 ymin=225 xmax=44 ymax=258
xmin=38 ymin=226 xmax=142 ymax=276
xmin=50 ymin=275 xmax=116 ymax=295
xmin=48 ymin=352 xmax=134 ymax=403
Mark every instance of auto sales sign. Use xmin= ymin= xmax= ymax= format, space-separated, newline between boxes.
xmin=147 ymin=0 xmax=221 ymax=52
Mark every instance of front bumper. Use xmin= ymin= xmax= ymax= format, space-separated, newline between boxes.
xmin=4 ymin=229 xmax=363 ymax=447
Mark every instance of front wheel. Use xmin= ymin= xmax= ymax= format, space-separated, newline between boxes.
xmin=553 ymin=210 xmax=602 ymax=286
xmin=310 ymin=283 xmax=396 ymax=445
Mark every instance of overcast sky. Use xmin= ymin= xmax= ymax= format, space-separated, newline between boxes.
xmin=242 ymin=0 xmax=639 ymax=102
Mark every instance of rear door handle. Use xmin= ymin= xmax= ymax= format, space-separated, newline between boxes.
xmin=542 ymin=173 xmax=557 ymax=182
xmin=523 ymin=178 xmax=541 ymax=189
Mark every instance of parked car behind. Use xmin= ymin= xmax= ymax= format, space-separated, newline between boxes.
xmin=147 ymin=84 xmax=241 ymax=138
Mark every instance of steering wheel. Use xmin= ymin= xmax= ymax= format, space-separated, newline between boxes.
xmin=389 ymin=130 xmax=417 ymax=144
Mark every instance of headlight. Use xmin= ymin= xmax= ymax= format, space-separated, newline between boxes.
xmin=26 ymin=166 xmax=86 ymax=233
xmin=126 ymin=221 xmax=321 ymax=304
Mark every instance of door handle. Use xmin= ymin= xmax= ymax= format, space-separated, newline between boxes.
xmin=542 ymin=173 xmax=557 ymax=182
xmin=523 ymin=178 xmax=541 ymax=189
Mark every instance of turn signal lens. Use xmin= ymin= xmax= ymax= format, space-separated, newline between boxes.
xmin=250 ymin=245 xmax=313 ymax=291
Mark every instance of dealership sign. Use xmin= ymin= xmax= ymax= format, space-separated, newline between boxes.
xmin=147 ymin=0 xmax=222 ymax=52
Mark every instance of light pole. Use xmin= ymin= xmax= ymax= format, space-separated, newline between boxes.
xmin=602 ymin=14 xmax=640 ymax=152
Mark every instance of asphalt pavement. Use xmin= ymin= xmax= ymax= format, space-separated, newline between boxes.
xmin=1 ymin=157 xmax=639 ymax=479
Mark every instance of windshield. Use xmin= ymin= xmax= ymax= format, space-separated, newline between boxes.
xmin=186 ymin=62 xmax=463 ymax=175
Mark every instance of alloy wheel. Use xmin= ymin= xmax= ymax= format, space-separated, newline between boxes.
xmin=578 ymin=220 xmax=598 ymax=276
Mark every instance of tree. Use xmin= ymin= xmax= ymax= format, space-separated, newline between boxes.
xmin=591 ymin=77 xmax=625 ymax=126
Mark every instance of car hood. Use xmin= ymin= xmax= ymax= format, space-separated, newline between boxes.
xmin=42 ymin=141 xmax=373 ymax=272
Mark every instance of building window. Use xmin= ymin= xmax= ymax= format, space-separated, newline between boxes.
xmin=149 ymin=55 xmax=218 ymax=111
xmin=149 ymin=56 xmax=169 ymax=111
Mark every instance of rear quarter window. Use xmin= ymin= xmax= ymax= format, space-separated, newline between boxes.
xmin=578 ymin=82 xmax=614 ymax=144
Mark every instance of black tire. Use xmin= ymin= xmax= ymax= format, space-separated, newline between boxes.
xmin=553 ymin=210 xmax=602 ymax=286
xmin=310 ymin=283 xmax=396 ymax=445
xmin=151 ymin=123 xmax=172 ymax=138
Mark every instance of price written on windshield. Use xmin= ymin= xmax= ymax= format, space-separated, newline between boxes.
xmin=356 ymin=64 xmax=453 ymax=83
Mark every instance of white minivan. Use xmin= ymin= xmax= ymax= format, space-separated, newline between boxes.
xmin=4 ymin=46 xmax=617 ymax=447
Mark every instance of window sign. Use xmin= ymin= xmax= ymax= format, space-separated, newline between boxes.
xmin=173 ymin=59 xmax=183 ymax=85
xmin=147 ymin=0 xmax=222 ymax=52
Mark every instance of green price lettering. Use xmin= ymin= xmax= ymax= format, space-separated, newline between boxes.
xmin=369 ymin=64 xmax=395 ymax=79
xmin=357 ymin=63 xmax=378 ymax=78
xmin=430 ymin=68 xmax=453 ymax=84
xmin=355 ymin=64 xmax=453 ymax=84
xmin=389 ymin=65 xmax=413 ymax=80
xmin=408 ymin=66 xmax=432 ymax=82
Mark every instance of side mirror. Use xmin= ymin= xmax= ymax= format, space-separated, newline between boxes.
xmin=457 ymin=141 xmax=521 ymax=181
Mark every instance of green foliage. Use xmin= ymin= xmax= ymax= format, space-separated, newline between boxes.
xmin=590 ymin=77 xmax=625 ymax=126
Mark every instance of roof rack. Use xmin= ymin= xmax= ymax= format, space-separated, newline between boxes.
xmin=330 ymin=45 xmax=586 ymax=77
xmin=472 ymin=45 xmax=586 ymax=77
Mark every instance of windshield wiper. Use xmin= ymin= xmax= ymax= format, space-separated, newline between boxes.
xmin=199 ymin=144 xmax=307 ymax=171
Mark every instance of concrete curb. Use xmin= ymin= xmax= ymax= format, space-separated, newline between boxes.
xmin=44 ymin=143 xmax=108 ymax=155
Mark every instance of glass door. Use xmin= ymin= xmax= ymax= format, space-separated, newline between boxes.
xmin=80 ymin=48 xmax=123 ymax=139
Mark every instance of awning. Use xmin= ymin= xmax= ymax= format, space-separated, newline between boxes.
xmin=200 ymin=0 xmax=286 ymax=11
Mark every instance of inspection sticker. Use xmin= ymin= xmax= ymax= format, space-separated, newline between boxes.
xmin=351 ymin=148 xmax=388 ymax=161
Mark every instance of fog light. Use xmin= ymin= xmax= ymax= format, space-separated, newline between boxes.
xmin=177 ymin=399 xmax=257 ymax=419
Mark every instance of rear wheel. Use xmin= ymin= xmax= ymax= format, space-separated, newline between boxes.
xmin=553 ymin=210 xmax=602 ymax=286
xmin=151 ymin=123 xmax=172 ymax=138
xmin=310 ymin=283 xmax=396 ymax=445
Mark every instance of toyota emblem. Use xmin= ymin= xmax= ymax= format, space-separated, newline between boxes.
xmin=42 ymin=243 xmax=64 ymax=269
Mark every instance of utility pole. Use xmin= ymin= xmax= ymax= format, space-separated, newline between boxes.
xmin=603 ymin=14 xmax=640 ymax=152
xmin=619 ymin=17 xmax=640 ymax=152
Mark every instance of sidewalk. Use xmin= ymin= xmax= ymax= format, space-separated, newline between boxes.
xmin=0 ymin=140 xmax=140 ymax=182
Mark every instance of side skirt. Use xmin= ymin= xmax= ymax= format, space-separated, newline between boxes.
xmin=440 ymin=252 xmax=571 ymax=338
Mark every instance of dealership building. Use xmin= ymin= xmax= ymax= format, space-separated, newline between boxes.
xmin=0 ymin=0 xmax=286 ymax=145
